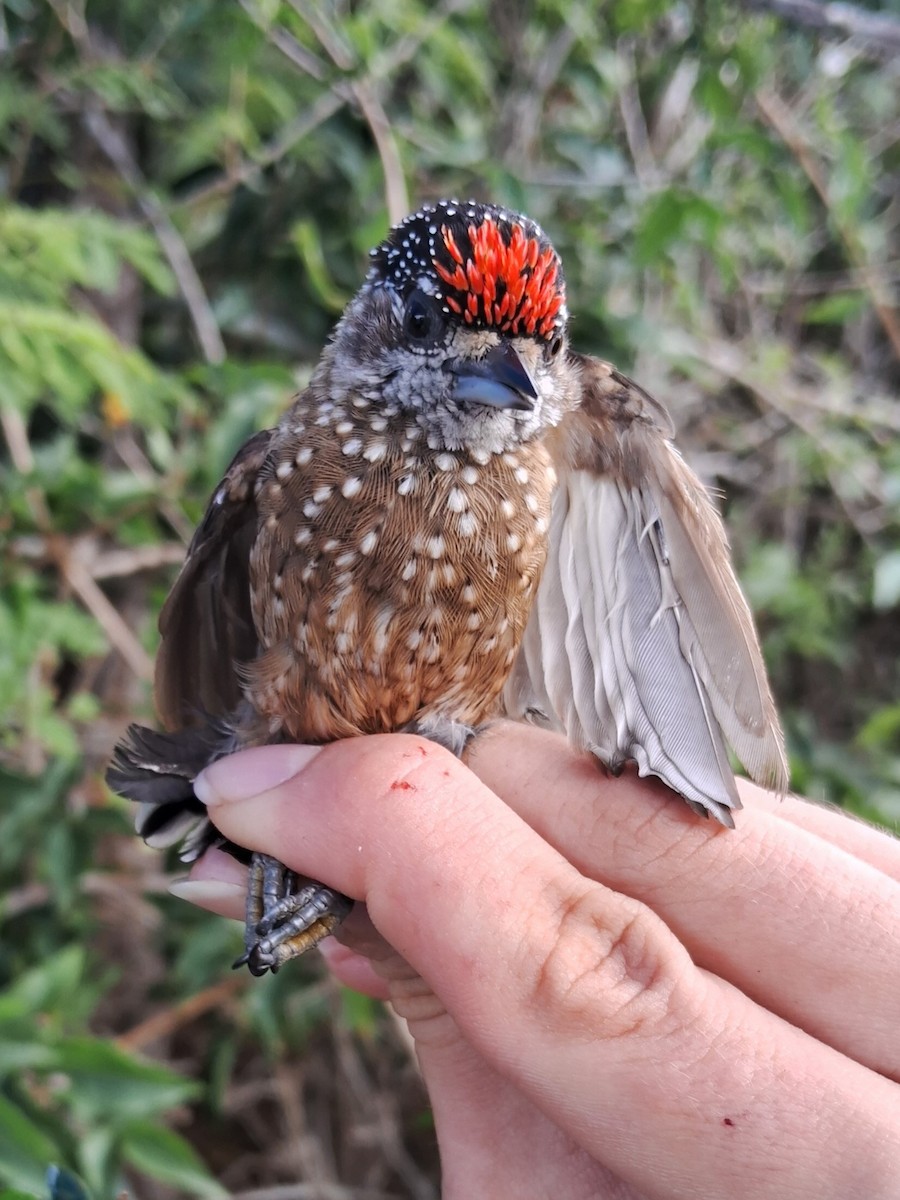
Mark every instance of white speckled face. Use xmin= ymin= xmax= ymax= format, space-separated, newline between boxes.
xmin=312 ymin=200 xmax=581 ymax=458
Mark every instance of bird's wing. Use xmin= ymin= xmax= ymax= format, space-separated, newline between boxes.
xmin=155 ymin=429 xmax=274 ymax=729
xmin=503 ymin=353 xmax=788 ymax=824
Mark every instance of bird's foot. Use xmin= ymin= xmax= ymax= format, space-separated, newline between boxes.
xmin=234 ymin=852 xmax=354 ymax=976
xmin=405 ymin=715 xmax=483 ymax=758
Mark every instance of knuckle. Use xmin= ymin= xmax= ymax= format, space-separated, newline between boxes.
xmin=526 ymin=880 xmax=686 ymax=1043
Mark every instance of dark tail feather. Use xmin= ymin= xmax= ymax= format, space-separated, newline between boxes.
xmin=106 ymin=724 xmax=229 ymax=860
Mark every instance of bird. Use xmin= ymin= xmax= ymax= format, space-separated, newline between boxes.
xmin=107 ymin=199 xmax=788 ymax=976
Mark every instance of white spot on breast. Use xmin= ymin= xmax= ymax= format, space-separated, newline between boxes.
xmin=405 ymin=426 xmax=421 ymax=441
xmin=351 ymin=396 xmax=370 ymax=409
xmin=471 ymin=448 xmax=490 ymax=465
xmin=341 ymin=476 xmax=362 ymax=499
xmin=500 ymin=499 xmax=516 ymax=519
xmin=457 ymin=512 xmax=478 ymax=537
xmin=502 ymin=453 xmax=519 ymax=468
xmin=467 ymin=611 xmax=481 ymax=630
xmin=342 ymin=438 xmax=363 ymax=456
xmin=435 ymin=453 xmax=455 ymax=471
xmin=363 ymin=441 xmax=387 ymax=463
xmin=534 ymin=515 xmax=549 ymax=535
xmin=295 ymin=446 xmax=314 ymax=467
xmin=268 ymin=482 xmax=282 ymax=499
xmin=397 ymin=475 xmax=416 ymax=496
xmin=335 ymin=420 xmax=354 ymax=435
xmin=407 ymin=629 xmax=421 ymax=651
xmin=313 ymin=485 xmax=333 ymax=504
xmin=273 ymin=597 xmax=285 ymax=619
xmin=360 ymin=529 xmax=379 ymax=555
xmin=524 ymin=493 xmax=540 ymax=514
xmin=335 ymin=550 xmax=356 ymax=568
xmin=446 ymin=488 xmax=467 ymax=512
xmin=461 ymin=585 xmax=477 ymax=604
xmin=302 ymin=500 xmax=321 ymax=519
xmin=294 ymin=526 xmax=311 ymax=545
xmin=275 ymin=461 xmax=293 ymax=481
xmin=461 ymin=465 xmax=479 ymax=485
xmin=426 ymin=535 xmax=445 ymax=559
xmin=514 ymin=466 xmax=529 ymax=485
xmin=441 ymin=562 xmax=457 ymax=586
xmin=273 ymin=574 xmax=283 ymax=593
xmin=371 ymin=606 xmax=394 ymax=657
xmin=370 ymin=415 xmax=388 ymax=433
xmin=402 ymin=558 xmax=417 ymax=581
xmin=322 ymin=537 xmax=340 ymax=553
xmin=507 ymin=532 xmax=522 ymax=552
xmin=290 ymin=422 xmax=305 ymax=436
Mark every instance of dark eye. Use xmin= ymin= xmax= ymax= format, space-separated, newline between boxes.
xmin=549 ymin=336 xmax=563 ymax=358
xmin=403 ymin=291 xmax=445 ymax=343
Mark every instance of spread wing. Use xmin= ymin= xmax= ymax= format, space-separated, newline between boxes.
xmin=503 ymin=354 xmax=788 ymax=825
xmin=155 ymin=429 xmax=274 ymax=729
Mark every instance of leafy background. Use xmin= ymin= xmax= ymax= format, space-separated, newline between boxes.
xmin=1 ymin=0 xmax=899 ymax=1195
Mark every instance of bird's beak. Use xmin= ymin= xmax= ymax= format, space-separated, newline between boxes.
xmin=449 ymin=342 xmax=538 ymax=412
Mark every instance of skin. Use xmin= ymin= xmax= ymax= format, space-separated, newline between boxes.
xmin=172 ymin=722 xmax=900 ymax=1199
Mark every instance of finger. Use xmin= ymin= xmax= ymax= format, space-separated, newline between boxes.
xmin=738 ymin=779 xmax=900 ymax=882
xmin=467 ymin=722 xmax=900 ymax=1080
xmin=197 ymin=738 xmax=900 ymax=1200
xmin=168 ymin=846 xmax=247 ymax=917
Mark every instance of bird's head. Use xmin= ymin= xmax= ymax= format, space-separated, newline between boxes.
xmin=319 ymin=200 xmax=579 ymax=457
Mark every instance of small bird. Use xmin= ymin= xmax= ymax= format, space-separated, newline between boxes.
xmin=108 ymin=200 xmax=787 ymax=975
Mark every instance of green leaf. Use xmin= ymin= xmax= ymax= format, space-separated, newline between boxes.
xmin=54 ymin=1040 xmax=199 ymax=1123
xmin=0 ymin=1095 xmax=58 ymax=1194
xmin=121 ymin=1122 xmax=226 ymax=1199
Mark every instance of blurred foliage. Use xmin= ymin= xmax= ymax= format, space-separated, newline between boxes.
xmin=1 ymin=0 xmax=898 ymax=1195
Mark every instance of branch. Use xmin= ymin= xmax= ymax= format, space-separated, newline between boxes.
xmin=743 ymin=0 xmax=900 ymax=57
xmin=755 ymin=88 xmax=900 ymax=363
xmin=184 ymin=0 xmax=469 ymax=215
xmin=81 ymin=104 xmax=226 ymax=365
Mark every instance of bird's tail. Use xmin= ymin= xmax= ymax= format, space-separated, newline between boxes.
xmin=106 ymin=723 xmax=236 ymax=862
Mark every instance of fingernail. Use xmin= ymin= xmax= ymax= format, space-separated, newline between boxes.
xmin=194 ymin=744 xmax=323 ymax=806
xmin=168 ymin=879 xmax=247 ymax=905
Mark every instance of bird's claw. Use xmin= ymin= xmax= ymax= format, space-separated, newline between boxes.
xmin=235 ymin=852 xmax=353 ymax=976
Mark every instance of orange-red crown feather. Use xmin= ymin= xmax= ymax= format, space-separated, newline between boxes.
xmin=434 ymin=217 xmax=564 ymax=338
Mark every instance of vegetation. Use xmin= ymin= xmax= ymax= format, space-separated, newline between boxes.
xmin=1 ymin=0 xmax=898 ymax=1195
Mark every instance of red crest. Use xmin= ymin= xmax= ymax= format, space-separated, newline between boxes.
xmin=433 ymin=217 xmax=564 ymax=339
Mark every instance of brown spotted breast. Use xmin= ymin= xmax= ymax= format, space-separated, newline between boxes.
xmin=243 ymin=394 xmax=556 ymax=742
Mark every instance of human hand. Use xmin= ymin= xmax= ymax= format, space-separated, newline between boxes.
xmin=175 ymin=723 xmax=900 ymax=1199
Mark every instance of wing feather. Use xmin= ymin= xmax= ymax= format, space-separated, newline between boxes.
xmin=504 ymin=353 xmax=787 ymax=822
xmin=155 ymin=429 xmax=273 ymax=729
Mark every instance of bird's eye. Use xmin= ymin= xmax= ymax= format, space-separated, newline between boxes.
xmin=403 ymin=291 xmax=445 ymax=343
xmin=549 ymin=336 xmax=563 ymax=358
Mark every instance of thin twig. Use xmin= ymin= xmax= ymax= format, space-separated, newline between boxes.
xmin=116 ymin=975 xmax=248 ymax=1051
xmin=254 ymin=0 xmax=409 ymax=222
xmin=755 ymin=88 xmax=900 ymax=362
xmin=57 ymin=547 xmax=154 ymax=679
xmin=181 ymin=0 xmax=468 ymax=214
xmin=81 ymin=104 xmax=225 ymax=364
xmin=743 ymin=0 xmax=900 ymax=58
xmin=2 ymin=406 xmax=155 ymax=679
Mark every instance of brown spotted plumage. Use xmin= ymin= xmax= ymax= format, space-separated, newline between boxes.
xmin=108 ymin=200 xmax=787 ymax=975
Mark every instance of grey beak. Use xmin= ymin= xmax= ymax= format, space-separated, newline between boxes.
xmin=449 ymin=343 xmax=538 ymax=412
